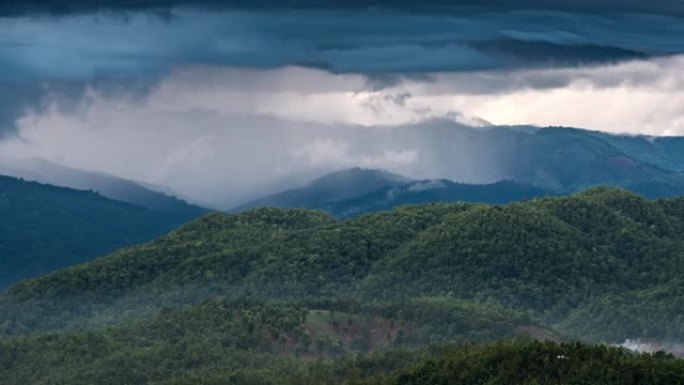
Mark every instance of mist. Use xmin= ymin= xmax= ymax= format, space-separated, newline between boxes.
xmin=2 ymin=53 xmax=684 ymax=208
xmin=620 ymin=339 xmax=684 ymax=358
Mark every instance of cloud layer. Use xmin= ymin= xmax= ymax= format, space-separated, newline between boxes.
xmin=3 ymin=0 xmax=684 ymax=17
xmin=3 ymin=55 xmax=684 ymax=207
xmin=2 ymin=9 xmax=684 ymax=83
xmin=0 ymin=7 xmax=683 ymax=206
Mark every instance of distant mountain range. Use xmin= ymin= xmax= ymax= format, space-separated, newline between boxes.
xmin=233 ymin=168 xmax=409 ymax=213
xmin=320 ymin=179 xmax=552 ymax=218
xmin=0 ymin=157 xmax=206 ymax=216
xmin=235 ymin=168 xmax=553 ymax=217
xmin=235 ymin=124 xmax=684 ymax=215
xmin=6 ymin=124 xmax=684 ymax=217
xmin=381 ymin=121 xmax=684 ymax=196
xmin=6 ymin=123 xmax=684 ymax=288
xmin=498 ymin=127 xmax=684 ymax=196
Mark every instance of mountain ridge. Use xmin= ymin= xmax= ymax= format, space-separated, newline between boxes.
xmin=3 ymin=186 xmax=683 ymax=344
xmin=0 ymin=157 xmax=207 ymax=216
xmin=0 ymin=174 xmax=207 ymax=288
xmin=1 ymin=186 xmax=684 ymax=383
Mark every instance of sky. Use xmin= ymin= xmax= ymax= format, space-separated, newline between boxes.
xmin=1 ymin=2 xmax=684 ymax=206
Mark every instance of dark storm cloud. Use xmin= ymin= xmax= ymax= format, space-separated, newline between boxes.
xmin=0 ymin=6 xmax=680 ymax=137
xmin=3 ymin=0 xmax=684 ymax=16
xmin=0 ymin=84 xmax=41 ymax=137
xmin=0 ymin=77 xmax=156 ymax=136
xmin=2 ymin=9 xmax=684 ymax=82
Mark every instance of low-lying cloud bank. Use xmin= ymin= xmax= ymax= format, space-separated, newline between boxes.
xmin=2 ymin=55 xmax=684 ymax=207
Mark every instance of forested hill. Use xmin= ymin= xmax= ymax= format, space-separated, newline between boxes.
xmin=0 ymin=175 xmax=203 ymax=288
xmin=2 ymin=186 xmax=684 ymax=383
xmin=3 ymin=186 xmax=684 ymax=345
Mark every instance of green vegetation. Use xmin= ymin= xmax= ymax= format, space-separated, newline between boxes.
xmin=3 ymin=187 xmax=684 ymax=341
xmin=2 ymin=325 xmax=682 ymax=385
xmin=0 ymin=175 xmax=203 ymax=288
xmin=2 ymin=187 xmax=684 ymax=383
xmin=389 ymin=341 xmax=684 ymax=385
xmin=0 ymin=297 xmax=530 ymax=384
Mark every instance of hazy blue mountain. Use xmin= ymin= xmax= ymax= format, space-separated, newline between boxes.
xmin=587 ymin=131 xmax=684 ymax=172
xmin=382 ymin=123 xmax=684 ymax=197
xmin=498 ymin=127 xmax=684 ymax=196
xmin=0 ymin=158 xmax=207 ymax=217
xmin=320 ymin=179 xmax=553 ymax=218
xmin=0 ymin=175 xmax=206 ymax=288
xmin=234 ymin=168 xmax=409 ymax=212
xmin=233 ymin=138 xmax=684 ymax=216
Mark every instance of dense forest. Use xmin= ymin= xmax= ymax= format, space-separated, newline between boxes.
xmin=1 ymin=187 xmax=684 ymax=382
xmin=3 ymin=187 xmax=684 ymax=341
xmin=0 ymin=175 xmax=203 ymax=288
xmin=2 ymin=323 xmax=682 ymax=385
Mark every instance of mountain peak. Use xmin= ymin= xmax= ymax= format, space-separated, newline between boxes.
xmin=233 ymin=168 xmax=411 ymax=212
xmin=308 ymin=168 xmax=410 ymax=188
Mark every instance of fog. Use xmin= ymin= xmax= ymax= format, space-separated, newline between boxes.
xmin=620 ymin=339 xmax=684 ymax=358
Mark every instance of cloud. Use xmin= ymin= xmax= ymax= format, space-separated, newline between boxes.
xmin=2 ymin=56 xmax=684 ymax=207
xmin=0 ymin=66 xmax=491 ymax=207
xmin=3 ymin=0 xmax=684 ymax=17
xmin=405 ymin=55 xmax=684 ymax=134
xmin=1 ymin=9 xmax=684 ymax=83
xmin=292 ymin=139 xmax=418 ymax=169
xmin=1 ymin=6 xmax=683 ymax=139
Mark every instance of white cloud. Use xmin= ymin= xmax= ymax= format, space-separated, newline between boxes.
xmin=2 ymin=56 xmax=684 ymax=207
xmin=292 ymin=139 xmax=418 ymax=169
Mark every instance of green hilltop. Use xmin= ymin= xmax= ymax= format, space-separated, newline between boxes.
xmin=2 ymin=186 xmax=684 ymax=383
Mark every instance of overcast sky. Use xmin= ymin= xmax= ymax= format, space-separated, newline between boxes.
xmin=1 ymin=3 xmax=684 ymax=206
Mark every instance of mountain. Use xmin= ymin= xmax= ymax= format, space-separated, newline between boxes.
xmin=320 ymin=179 xmax=553 ymax=218
xmin=2 ymin=187 xmax=684 ymax=383
xmin=7 ymin=124 xmax=684 ymax=214
xmin=324 ymin=122 xmax=684 ymax=199
xmin=234 ymin=123 xmax=684 ymax=215
xmin=502 ymin=127 xmax=684 ymax=195
xmin=0 ymin=175 xmax=206 ymax=288
xmin=587 ymin=130 xmax=684 ymax=172
xmin=234 ymin=168 xmax=552 ymax=218
xmin=2 ymin=187 xmax=684 ymax=382
xmin=4 ymin=187 xmax=684 ymax=343
xmin=0 ymin=157 xmax=206 ymax=216
xmin=234 ymin=168 xmax=409 ymax=211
